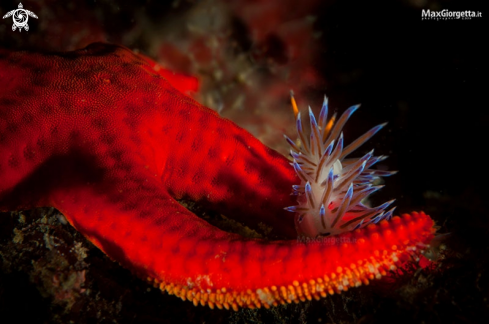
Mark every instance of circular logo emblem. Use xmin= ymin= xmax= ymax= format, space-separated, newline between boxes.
xmin=2 ymin=3 xmax=38 ymax=32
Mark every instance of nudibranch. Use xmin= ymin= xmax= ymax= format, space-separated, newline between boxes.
xmin=284 ymin=94 xmax=397 ymax=238
xmin=0 ymin=43 xmax=436 ymax=311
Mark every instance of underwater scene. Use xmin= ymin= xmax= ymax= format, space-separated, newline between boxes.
xmin=0 ymin=0 xmax=486 ymax=323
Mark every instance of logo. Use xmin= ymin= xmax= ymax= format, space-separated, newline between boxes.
xmin=2 ymin=3 xmax=38 ymax=32
xmin=421 ymin=9 xmax=482 ymax=20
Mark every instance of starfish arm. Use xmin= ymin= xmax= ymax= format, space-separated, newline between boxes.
xmin=136 ymin=52 xmax=199 ymax=95
xmin=161 ymin=102 xmax=299 ymax=237
xmin=0 ymin=43 xmax=298 ymax=236
xmin=50 ymin=167 xmax=435 ymax=310
xmin=135 ymin=49 xmax=298 ymax=235
xmin=0 ymin=43 xmax=437 ymax=309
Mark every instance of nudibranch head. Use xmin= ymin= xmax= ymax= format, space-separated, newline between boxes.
xmin=285 ymin=95 xmax=397 ymax=238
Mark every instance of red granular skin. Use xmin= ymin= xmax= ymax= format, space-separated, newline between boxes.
xmin=0 ymin=43 xmax=435 ymax=310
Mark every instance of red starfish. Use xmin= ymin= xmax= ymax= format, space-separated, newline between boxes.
xmin=0 ymin=43 xmax=435 ymax=310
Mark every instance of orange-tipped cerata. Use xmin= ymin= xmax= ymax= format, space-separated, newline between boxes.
xmin=0 ymin=44 xmax=436 ymax=310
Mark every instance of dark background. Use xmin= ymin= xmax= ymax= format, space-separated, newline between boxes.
xmin=0 ymin=0 xmax=487 ymax=323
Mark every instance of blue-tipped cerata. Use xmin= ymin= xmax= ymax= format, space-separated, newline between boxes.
xmin=285 ymin=94 xmax=396 ymax=238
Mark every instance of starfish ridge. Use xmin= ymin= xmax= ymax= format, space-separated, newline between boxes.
xmin=0 ymin=43 xmax=435 ymax=310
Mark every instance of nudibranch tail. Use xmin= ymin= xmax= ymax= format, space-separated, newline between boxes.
xmin=286 ymin=95 xmax=397 ymax=238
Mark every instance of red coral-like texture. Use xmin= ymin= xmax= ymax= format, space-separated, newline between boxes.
xmin=0 ymin=43 xmax=435 ymax=310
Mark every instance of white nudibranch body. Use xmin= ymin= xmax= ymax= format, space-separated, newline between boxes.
xmin=284 ymin=95 xmax=397 ymax=238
